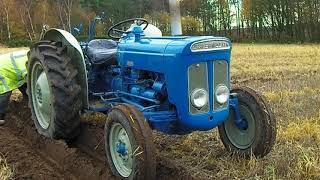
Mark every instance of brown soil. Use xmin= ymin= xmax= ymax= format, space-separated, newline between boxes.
xmin=0 ymin=97 xmax=194 ymax=180
xmin=0 ymin=126 xmax=68 ymax=179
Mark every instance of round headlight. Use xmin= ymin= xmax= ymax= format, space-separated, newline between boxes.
xmin=190 ymin=89 xmax=208 ymax=108
xmin=216 ymin=85 xmax=230 ymax=104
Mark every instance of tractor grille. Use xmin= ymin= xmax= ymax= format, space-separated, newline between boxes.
xmin=188 ymin=60 xmax=229 ymax=114
xmin=188 ymin=62 xmax=209 ymax=114
xmin=213 ymin=60 xmax=229 ymax=110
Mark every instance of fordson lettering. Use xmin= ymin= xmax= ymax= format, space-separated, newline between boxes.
xmin=191 ymin=40 xmax=230 ymax=52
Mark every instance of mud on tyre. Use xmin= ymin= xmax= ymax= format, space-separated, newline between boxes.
xmin=27 ymin=40 xmax=82 ymax=140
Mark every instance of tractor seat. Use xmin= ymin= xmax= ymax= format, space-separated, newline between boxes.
xmin=87 ymin=39 xmax=118 ymax=65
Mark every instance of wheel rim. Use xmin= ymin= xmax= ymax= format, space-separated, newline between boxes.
xmin=109 ymin=123 xmax=133 ymax=177
xmin=224 ymin=104 xmax=256 ymax=149
xmin=31 ymin=62 xmax=52 ymax=130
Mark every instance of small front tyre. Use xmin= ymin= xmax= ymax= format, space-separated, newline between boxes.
xmin=105 ymin=104 xmax=156 ymax=180
xmin=218 ymin=86 xmax=276 ymax=157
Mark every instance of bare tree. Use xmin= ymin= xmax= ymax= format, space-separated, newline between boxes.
xmin=23 ymin=0 xmax=36 ymax=40
xmin=63 ymin=0 xmax=74 ymax=32
xmin=0 ymin=0 xmax=11 ymax=40
xmin=56 ymin=0 xmax=74 ymax=32
xmin=18 ymin=7 xmax=33 ymax=41
xmin=17 ymin=0 xmax=36 ymax=41
xmin=57 ymin=0 xmax=67 ymax=30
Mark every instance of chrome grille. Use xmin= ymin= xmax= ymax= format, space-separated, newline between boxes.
xmin=188 ymin=62 xmax=209 ymax=114
xmin=213 ymin=60 xmax=229 ymax=110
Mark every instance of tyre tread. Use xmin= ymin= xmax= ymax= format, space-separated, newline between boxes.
xmin=27 ymin=40 xmax=82 ymax=140
xmin=219 ymin=85 xmax=276 ymax=157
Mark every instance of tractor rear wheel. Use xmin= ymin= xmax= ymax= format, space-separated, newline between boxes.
xmin=27 ymin=40 xmax=82 ymax=140
xmin=218 ymin=86 xmax=276 ymax=157
xmin=104 ymin=104 xmax=156 ymax=179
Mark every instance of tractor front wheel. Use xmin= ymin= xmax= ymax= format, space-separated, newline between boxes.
xmin=104 ymin=104 xmax=156 ymax=179
xmin=218 ymin=86 xmax=276 ymax=157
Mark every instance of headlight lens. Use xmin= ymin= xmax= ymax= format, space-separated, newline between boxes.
xmin=216 ymin=85 xmax=230 ymax=104
xmin=190 ymin=89 xmax=209 ymax=108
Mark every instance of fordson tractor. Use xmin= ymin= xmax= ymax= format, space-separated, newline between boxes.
xmin=27 ymin=18 xmax=276 ymax=179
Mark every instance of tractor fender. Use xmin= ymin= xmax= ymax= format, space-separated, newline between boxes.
xmin=42 ymin=29 xmax=89 ymax=109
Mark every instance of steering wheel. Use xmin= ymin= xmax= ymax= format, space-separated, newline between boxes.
xmin=107 ymin=18 xmax=149 ymax=39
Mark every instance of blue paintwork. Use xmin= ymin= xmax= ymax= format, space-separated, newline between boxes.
xmin=86 ymin=24 xmax=234 ymax=134
xmin=116 ymin=142 xmax=127 ymax=156
xmin=230 ymin=96 xmax=248 ymax=130
xmin=88 ymin=16 xmax=102 ymax=42
xmin=72 ymin=24 xmax=83 ymax=36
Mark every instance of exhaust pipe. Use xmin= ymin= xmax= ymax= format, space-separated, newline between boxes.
xmin=169 ymin=0 xmax=182 ymax=36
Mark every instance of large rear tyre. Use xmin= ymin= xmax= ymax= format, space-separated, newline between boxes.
xmin=218 ymin=86 xmax=276 ymax=157
xmin=27 ymin=41 xmax=82 ymax=140
xmin=105 ymin=104 xmax=156 ymax=180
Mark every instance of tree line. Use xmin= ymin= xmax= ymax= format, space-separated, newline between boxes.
xmin=0 ymin=0 xmax=319 ymax=44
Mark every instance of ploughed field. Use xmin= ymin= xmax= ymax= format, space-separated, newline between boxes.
xmin=1 ymin=44 xmax=320 ymax=179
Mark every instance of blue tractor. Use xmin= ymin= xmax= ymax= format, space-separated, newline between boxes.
xmin=27 ymin=18 xmax=276 ymax=179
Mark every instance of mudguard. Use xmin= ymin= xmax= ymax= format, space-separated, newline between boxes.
xmin=42 ymin=29 xmax=89 ymax=109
